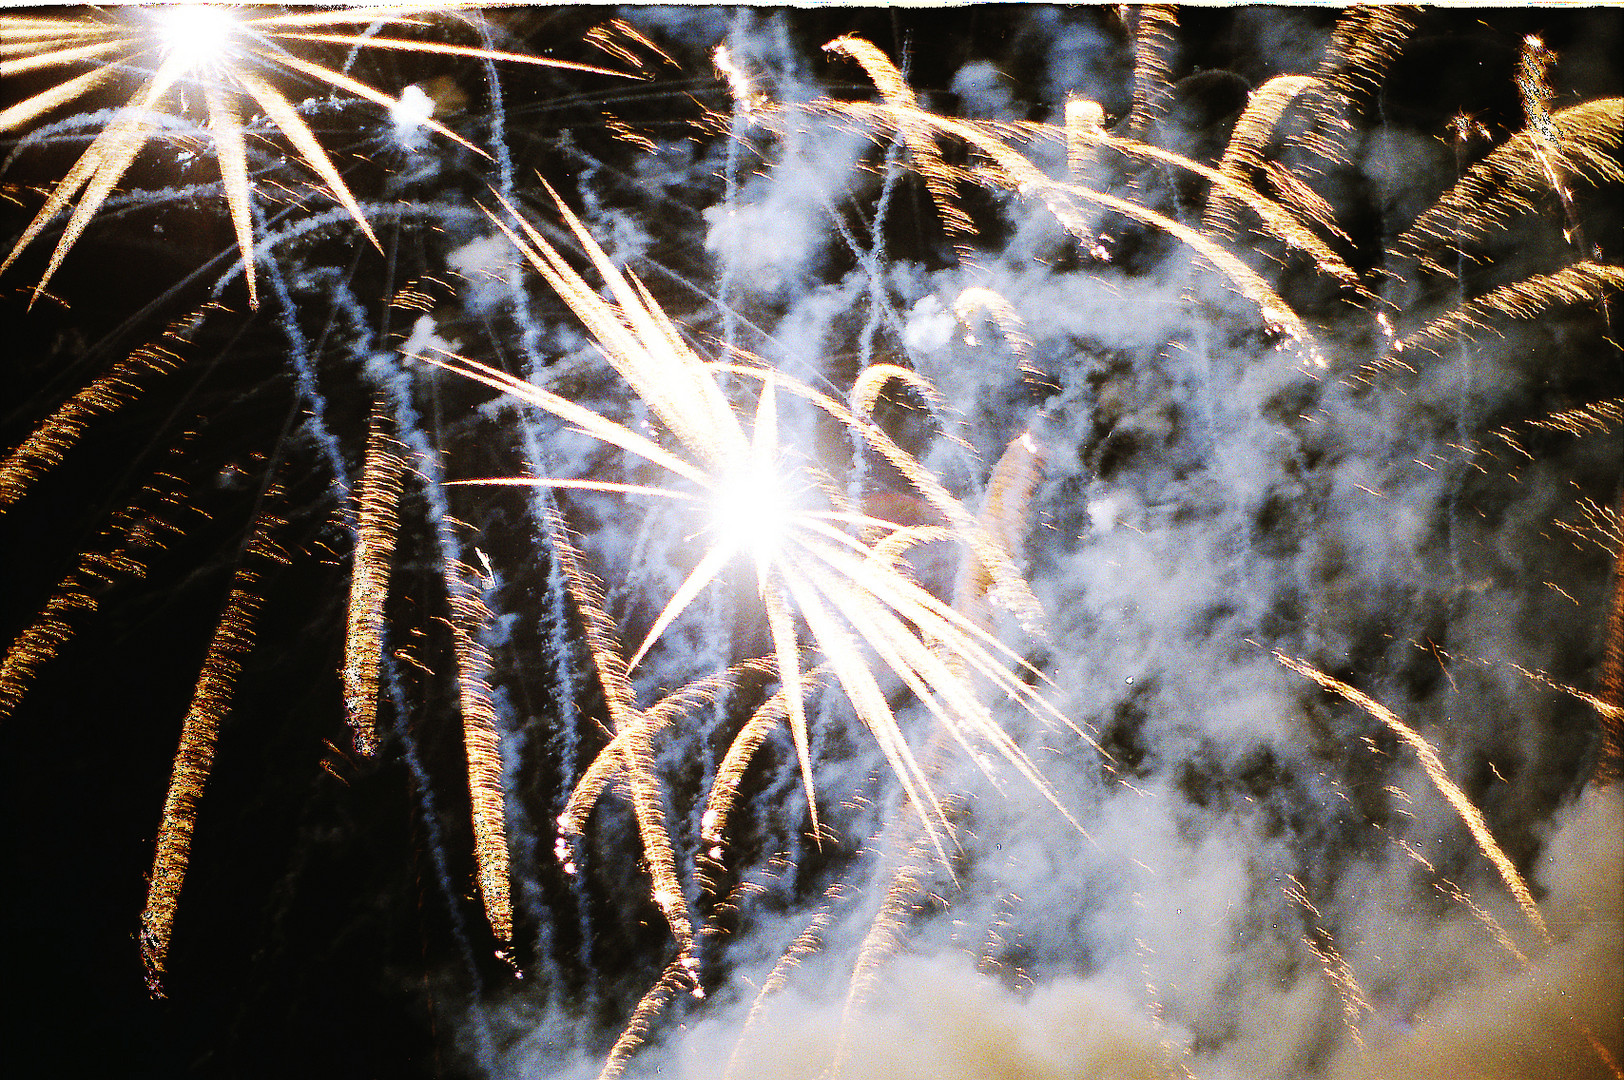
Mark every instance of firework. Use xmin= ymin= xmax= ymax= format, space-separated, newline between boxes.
xmin=2 ymin=9 xmax=1619 ymax=1079
xmin=0 ymin=3 xmax=620 ymax=307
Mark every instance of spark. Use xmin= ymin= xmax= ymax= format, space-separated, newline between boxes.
xmin=0 ymin=449 xmax=193 ymax=719
xmin=427 ymin=188 xmax=1085 ymax=879
xmin=1278 ymin=654 xmax=1551 ymax=942
xmin=0 ymin=4 xmax=624 ymax=307
xmin=340 ymin=402 xmax=407 ymax=757
xmin=141 ymin=487 xmax=290 ymax=995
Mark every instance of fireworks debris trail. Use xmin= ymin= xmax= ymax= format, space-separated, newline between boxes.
xmin=0 ymin=305 xmax=219 ymax=514
xmin=341 ymin=400 xmax=407 ymax=757
xmin=1202 ymin=75 xmax=1320 ymax=241
xmin=1392 ymin=99 xmax=1624 ymax=276
xmin=952 ymin=286 xmax=1038 ymax=381
xmin=1601 ymin=498 xmax=1624 ymax=784
xmin=1516 ymin=33 xmax=1597 ymax=260
xmin=379 ymin=369 xmax=513 ymax=950
xmin=1398 ymin=261 xmax=1624 ymax=354
xmin=0 ymin=443 xmax=194 ymax=719
xmin=822 ymin=35 xmax=976 ymax=259
xmin=813 ymin=39 xmax=1346 ymax=358
xmin=258 ymin=203 xmax=353 ymax=506
xmin=1124 ymin=5 xmax=1178 ymax=141
xmin=540 ymin=507 xmax=697 ymax=962
xmin=1283 ymin=875 xmax=1375 ymax=1052
xmin=382 ymin=641 xmax=493 ymax=1049
xmin=140 ymin=482 xmax=290 ymax=995
xmin=1277 ymin=654 xmax=1551 ymax=942
xmin=1291 ymin=5 xmax=1418 ymax=180
xmin=722 ymin=883 xmax=845 ymax=1080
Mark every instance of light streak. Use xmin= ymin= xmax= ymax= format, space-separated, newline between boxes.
xmin=340 ymin=402 xmax=407 ymax=757
xmin=0 ymin=448 xmax=193 ymax=719
xmin=1278 ymin=654 xmax=1551 ymax=942
xmin=140 ymin=488 xmax=290 ymax=995
xmin=426 ymin=190 xmax=1086 ymax=881
xmin=0 ymin=4 xmax=624 ymax=307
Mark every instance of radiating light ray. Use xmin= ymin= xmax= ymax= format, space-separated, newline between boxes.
xmin=340 ymin=401 xmax=407 ymax=757
xmin=830 ymin=422 xmax=1073 ymax=1070
xmin=1398 ymin=261 xmax=1624 ymax=353
xmin=1278 ymin=654 xmax=1552 ymax=942
xmin=424 ymin=193 xmax=1083 ymax=874
xmin=141 ymin=488 xmax=290 ymax=996
xmin=0 ymin=4 xmax=627 ymax=306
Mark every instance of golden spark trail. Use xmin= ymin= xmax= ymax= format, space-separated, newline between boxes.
xmin=0 ymin=459 xmax=191 ymax=719
xmin=1285 ymin=875 xmax=1375 ymax=1049
xmin=1203 ymin=75 xmax=1320 ymax=241
xmin=953 ymin=286 xmax=1039 ymax=380
xmin=340 ymin=402 xmax=407 ymax=757
xmin=1294 ymin=5 xmax=1417 ymax=174
xmin=1398 ymin=262 xmax=1624 ymax=353
xmin=723 ymin=886 xmax=843 ymax=1080
xmin=140 ymin=492 xmax=289 ymax=995
xmin=1125 ymin=5 xmax=1178 ymax=140
xmin=541 ymin=508 xmax=695 ymax=955
xmin=1599 ymin=500 xmax=1624 ymax=785
xmin=1392 ymin=99 xmax=1624 ymax=276
xmin=596 ymin=952 xmax=697 ymax=1080
xmin=440 ymin=542 xmax=512 ymax=946
xmin=1277 ymin=654 xmax=1551 ymax=941
xmin=0 ymin=306 xmax=217 ymax=513
xmin=822 ymin=39 xmax=1362 ymax=303
xmin=822 ymin=35 xmax=977 ymax=252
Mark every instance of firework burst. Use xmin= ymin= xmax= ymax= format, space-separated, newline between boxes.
xmin=0 ymin=3 xmax=619 ymax=307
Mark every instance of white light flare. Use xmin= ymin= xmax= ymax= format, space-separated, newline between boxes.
xmin=151 ymin=5 xmax=241 ymax=73
xmin=708 ymin=455 xmax=796 ymax=570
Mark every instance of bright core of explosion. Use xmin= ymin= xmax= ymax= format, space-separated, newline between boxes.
xmin=152 ymin=5 xmax=240 ymax=72
xmin=708 ymin=457 xmax=795 ymax=568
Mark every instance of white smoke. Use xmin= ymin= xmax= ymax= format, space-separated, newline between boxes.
xmin=471 ymin=9 xmax=1621 ymax=1080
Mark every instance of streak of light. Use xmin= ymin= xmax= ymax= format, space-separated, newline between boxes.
xmin=1278 ymin=654 xmax=1552 ymax=942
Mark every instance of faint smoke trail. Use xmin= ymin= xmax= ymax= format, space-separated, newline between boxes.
xmin=256 ymin=204 xmax=352 ymax=502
